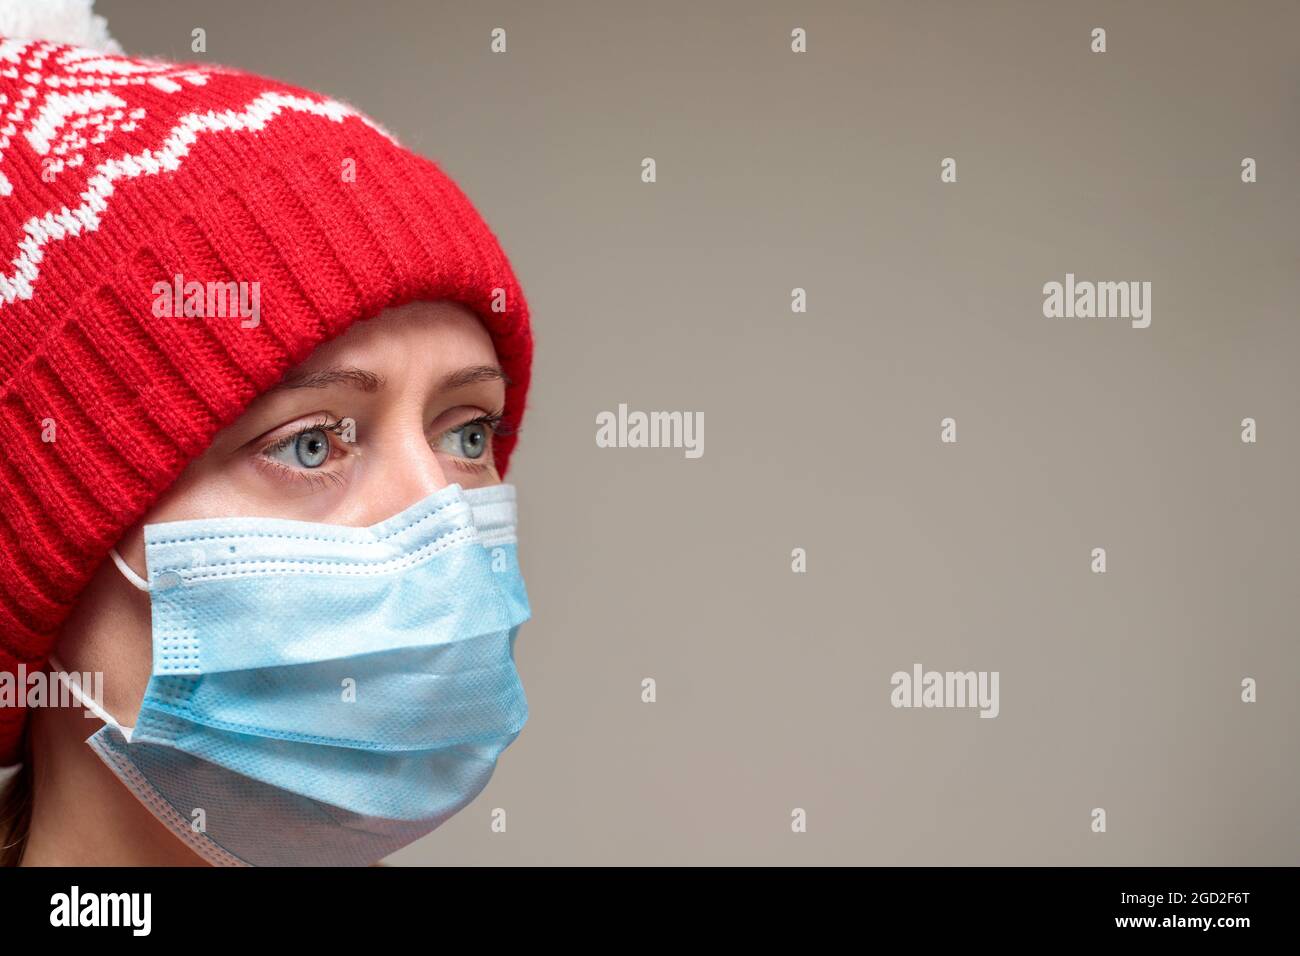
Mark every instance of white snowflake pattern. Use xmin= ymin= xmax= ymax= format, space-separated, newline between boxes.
xmin=0 ymin=39 xmax=218 ymax=194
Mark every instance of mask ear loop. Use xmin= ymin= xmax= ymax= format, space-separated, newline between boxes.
xmin=54 ymin=546 xmax=153 ymax=741
xmin=47 ymin=653 xmax=134 ymax=743
xmin=109 ymin=547 xmax=151 ymax=592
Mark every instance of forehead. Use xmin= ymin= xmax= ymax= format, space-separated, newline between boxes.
xmin=290 ymin=300 xmax=499 ymax=379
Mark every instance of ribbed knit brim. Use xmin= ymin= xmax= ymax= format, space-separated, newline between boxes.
xmin=0 ymin=39 xmax=532 ymax=763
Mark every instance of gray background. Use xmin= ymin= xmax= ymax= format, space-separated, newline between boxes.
xmin=98 ymin=0 xmax=1299 ymax=864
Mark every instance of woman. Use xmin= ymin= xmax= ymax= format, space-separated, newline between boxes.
xmin=0 ymin=16 xmax=534 ymax=866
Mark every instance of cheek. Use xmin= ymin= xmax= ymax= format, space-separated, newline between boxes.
xmin=55 ymin=558 xmax=155 ymax=726
xmin=155 ymin=449 xmax=344 ymax=520
xmin=128 ymin=454 xmax=251 ymax=524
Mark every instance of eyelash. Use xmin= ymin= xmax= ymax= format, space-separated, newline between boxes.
xmin=254 ymin=410 xmax=512 ymax=488
xmin=449 ymin=411 xmax=507 ymax=475
xmin=254 ymin=415 xmax=348 ymax=489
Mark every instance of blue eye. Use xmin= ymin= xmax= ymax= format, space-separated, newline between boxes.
xmin=268 ymin=427 xmax=331 ymax=468
xmin=442 ymin=421 xmax=489 ymax=460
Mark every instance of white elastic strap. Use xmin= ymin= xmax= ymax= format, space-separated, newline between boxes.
xmin=109 ymin=547 xmax=150 ymax=592
xmin=46 ymin=651 xmax=132 ymax=742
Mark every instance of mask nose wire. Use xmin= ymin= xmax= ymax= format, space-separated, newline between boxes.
xmin=109 ymin=547 xmax=150 ymax=592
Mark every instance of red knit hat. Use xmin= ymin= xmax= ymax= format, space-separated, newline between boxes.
xmin=0 ymin=36 xmax=533 ymax=763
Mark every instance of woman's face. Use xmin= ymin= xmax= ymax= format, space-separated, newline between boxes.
xmin=55 ymin=299 xmax=509 ymax=724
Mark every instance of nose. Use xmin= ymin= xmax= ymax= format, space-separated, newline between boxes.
xmin=350 ymin=424 xmax=449 ymax=526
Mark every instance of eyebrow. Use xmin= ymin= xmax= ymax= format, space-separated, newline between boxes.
xmin=438 ymin=364 xmax=512 ymax=391
xmin=275 ymin=365 xmax=385 ymax=392
xmin=273 ymin=363 xmax=510 ymax=393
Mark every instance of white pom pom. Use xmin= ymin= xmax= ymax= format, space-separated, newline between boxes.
xmin=0 ymin=0 xmax=122 ymax=54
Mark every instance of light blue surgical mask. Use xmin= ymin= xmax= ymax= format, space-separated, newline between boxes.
xmin=52 ymin=482 xmax=530 ymax=867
